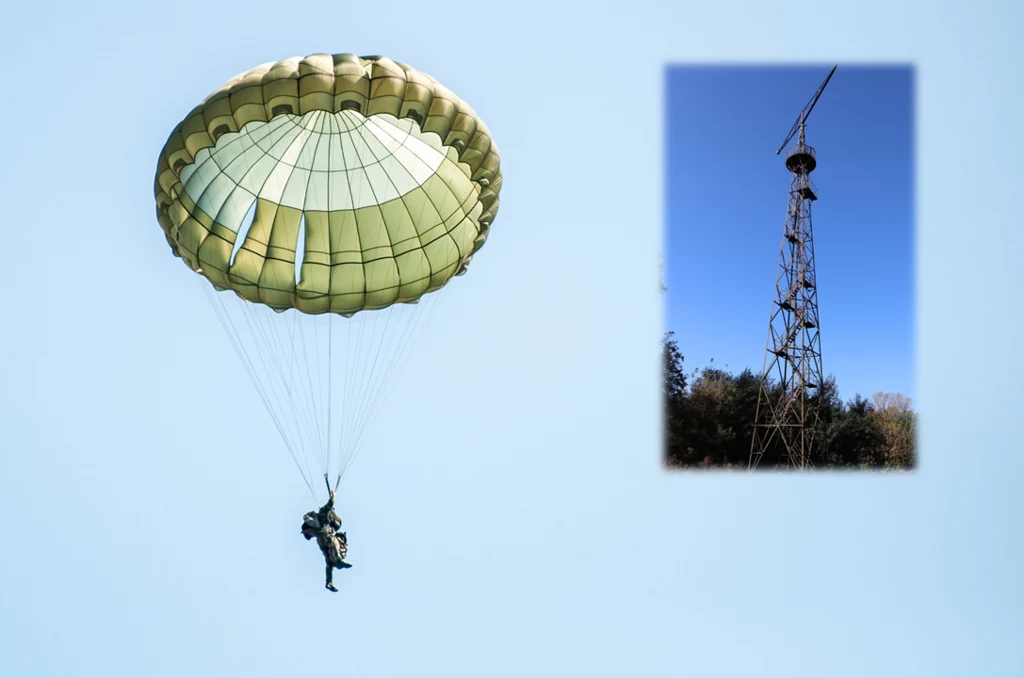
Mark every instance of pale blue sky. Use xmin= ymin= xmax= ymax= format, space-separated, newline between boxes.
xmin=2 ymin=1 xmax=1023 ymax=677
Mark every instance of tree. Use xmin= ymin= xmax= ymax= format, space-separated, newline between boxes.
xmin=871 ymin=392 xmax=916 ymax=469
xmin=826 ymin=395 xmax=885 ymax=467
xmin=663 ymin=339 xmax=916 ymax=470
xmin=663 ymin=333 xmax=689 ymax=467
xmin=811 ymin=374 xmax=843 ymax=466
xmin=663 ymin=332 xmax=686 ymax=400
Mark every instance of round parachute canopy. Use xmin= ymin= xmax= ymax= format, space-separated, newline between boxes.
xmin=154 ymin=53 xmax=501 ymax=315
xmin=153 ymin=54 xmax=501 ymax=496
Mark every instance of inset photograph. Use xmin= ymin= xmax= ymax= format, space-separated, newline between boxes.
xmin=663 ymin=64 xmax=915 ymax=471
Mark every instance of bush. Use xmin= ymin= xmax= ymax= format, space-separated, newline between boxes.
xmin=663 ymin=334 xmax=916 ymax=470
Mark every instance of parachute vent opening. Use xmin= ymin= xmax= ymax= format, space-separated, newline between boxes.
xmin=232 ymin=201 xmax=258 ymax=267
xmin=212 ymin=124 xmax=230 ymax=141
xmin=272 ymin=104 xmax=294 ymax=116
xmin=172 ymin=158 xmax=187 ymax=174
xmin=339 ymin=100 xmax=362 ymax=113
xmin=295 ymin=214 xmax=307 ymax=286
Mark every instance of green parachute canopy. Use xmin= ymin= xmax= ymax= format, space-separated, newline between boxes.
xmin=154 ymin=54 xmax=502 ymax=495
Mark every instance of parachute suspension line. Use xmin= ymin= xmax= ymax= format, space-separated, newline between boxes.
xmin=288 ymin=314 xmax=329 ymax=472
xmin=288 ymin=310 xmax=324 ymax=474
xmin=284 ymin=307 xmax=319 ymax=467
xmin=294 ymin=311 xmax=326 ymax=476
xmin=332 ymin=308 xmax=365 ymax=475
xmin=230 ymin=290 xmax=323 ymax=492
xmin=339 ymin=281 xmax=454 ymax=481
xmin=297 ymin=314 xmax=327 ymax=475
xmin=344 ymin=314 xmax=354 ymax=469
xmin=340 ymin=303 xmax=396 ymax=462
xmin=325 ymin=311 xmax=336 ymax=475
xmin=389 ymin=265 xmax=456 ymax=430
xmin=348 ymin=304 xmax=403 ymax=469
xmin=244 ymin=305 xmax=308 ymax=460
xmin=338 ymin=303 xmax=368 ymax=472
xmin=337 ymin=311 xmax=376 ymax=480
xmin=339 ymin=297 xmax=434 ymax=480
xmin=327 ymin=311 xmax=334 ymax=479
xmin=355 ymin=282 xmax=450 ymax=459
xmin=311 ymin=313 xmax=323 ymax=473
xmin=344 ymin=304 xmax=412 ymax=465
xmin=217 ymin=295 xmax=305 ymax=469
xmin=335 ymin=312 xmax=354 ymax=482
xmin=239 ymin=300 xmax=321 ymax=480
xmin=198 ymin=280 xmax=317 ymax=498
xmin=239 ymin=300 xmax=321 ymax=491
xmin=279 ymin=308 xmax=327 ymax=475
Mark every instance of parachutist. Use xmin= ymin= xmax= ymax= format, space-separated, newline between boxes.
xmin=301 ymin=490 xmax=352 ymax=591
xmin=156 ymin=55 xmax=501 ymax=569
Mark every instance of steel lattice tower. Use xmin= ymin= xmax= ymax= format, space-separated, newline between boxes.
xmin=749 ymin=66 xmax=836 ymax=471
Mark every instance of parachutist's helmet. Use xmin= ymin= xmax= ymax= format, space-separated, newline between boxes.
xmin=301 ymin=523 xmax=315 ymax=540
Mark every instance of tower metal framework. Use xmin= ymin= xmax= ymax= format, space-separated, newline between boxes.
xmin=749 ymin=66 xmax=836 ymax=470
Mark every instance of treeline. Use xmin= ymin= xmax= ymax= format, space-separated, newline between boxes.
xmin=663 ymin=332 xmax=916 ymax=470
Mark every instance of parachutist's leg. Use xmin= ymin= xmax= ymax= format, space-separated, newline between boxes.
xmin=335 ymin=534 xmax=351 ymax=568
xmin=325 ymin=563 xmax=337 ymax=592
xmin=327 ymin=533 xmax=351 ymax=569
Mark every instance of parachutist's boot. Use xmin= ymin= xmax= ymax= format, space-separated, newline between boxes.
xmin=326 ymin=582 xmax=338 ymax=592
xmin=337 ymin=560 xmax=352 ymax=569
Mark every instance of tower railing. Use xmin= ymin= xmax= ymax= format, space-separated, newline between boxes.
xmin=785 ymin=143 xmax=816 ymax=164
xmin=792 ymin=174 xmax=818 ymax=200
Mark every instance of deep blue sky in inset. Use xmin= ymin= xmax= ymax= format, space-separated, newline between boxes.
xmin=664 ymin=65 xmax=914 ymax=404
